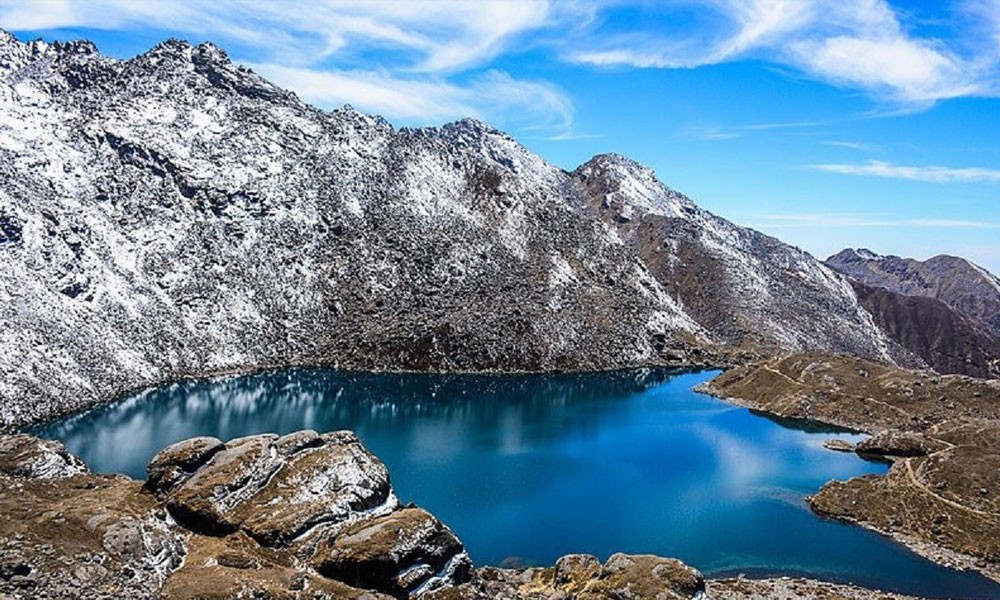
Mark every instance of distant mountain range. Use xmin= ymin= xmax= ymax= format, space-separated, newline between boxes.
xmin=827 ymin=249 xmax=1000 ymax=378
xmin=2 ymin=30 xmax=993 ymax=427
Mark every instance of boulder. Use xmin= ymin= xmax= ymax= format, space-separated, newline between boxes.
xmin=0 ymin=434 xmax=88 ymax=479
xmin=587 ymin=553 xmax=705 ymax=600
xmin=823 ymin=439 xmax=856 ymax=452
xmin=146 ymin=435 xmax=224 ymax=492
xmin=312 ymin=507 xmax=473 ymax=599
xmin=856 ymin=430 xmax=942 ymax=458
xmin=468 ymin=553 xmax=705 ymax=600
xmin=147 ymin=430 xmax=399 ymax=544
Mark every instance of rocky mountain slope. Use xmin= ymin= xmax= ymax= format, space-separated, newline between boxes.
xmin=0 ymin=31 xmax=906 ymax=428
xmin=826 ymin=249 xmax=1000 ymax=378
xmin=848 ymin=280 xmax=1000 ymax=378
xmin=828 ymin=249 xmax=1000 ymax=338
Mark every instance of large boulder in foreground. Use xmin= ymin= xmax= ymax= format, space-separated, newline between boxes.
xmin=146 ymin=430 xmax=399 ymax=545
xmin=312 ymin=507 xmax=473 ymax=598
xmin=455 ymin=552 xmax=705 ymax=600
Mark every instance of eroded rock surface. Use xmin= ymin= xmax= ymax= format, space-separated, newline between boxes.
xmin=147 ymin=430 xmax=399 ymax=545
xmin=0 ymin=433 xmax=88 ymax=479
xmin=312 ymin=507 xmax=472 ymax=598
xmin=703 ymin=352 xmax=1000 ymax=581
xmin=433 ymin=553 xmax=705 ymax=600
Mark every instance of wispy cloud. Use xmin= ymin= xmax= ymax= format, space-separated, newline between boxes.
xmin=747 ymin=213 xmax=1000 ymax=228
xmin=249 ymin=64 xmax=574 ymax=129
xmin=5 ymin=0 xmax=999 ymax=125
xmin=568 ymin=0 xmax=1000 ymax=108
xmin=809 ymin=160 xmax=1000 ymax=183
xmin=532 ymin=131 xmax=603 ymax=142
xmin=681 ymin=120 xmax=822 ymax=141
xmin=822 ymin=140 xmax=882 ymax=152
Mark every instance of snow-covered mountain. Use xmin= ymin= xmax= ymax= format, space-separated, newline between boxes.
xmin=0 ymin=32 xmax=906 ymax=428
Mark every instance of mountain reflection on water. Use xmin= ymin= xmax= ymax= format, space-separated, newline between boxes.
xmin=31 ymin=368 xmax=1000 ymax=600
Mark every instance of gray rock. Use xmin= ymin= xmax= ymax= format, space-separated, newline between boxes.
xmin=312 ymin=507 xmax=472 ymax=598
xmin=148 ymin=430 xmax=399 ymax=545
xmin=0 ymin=434 xmax=88 ymax=479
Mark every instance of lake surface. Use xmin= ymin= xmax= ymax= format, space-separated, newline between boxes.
xmin=32 ymin=368 xmax=1000 ymax=599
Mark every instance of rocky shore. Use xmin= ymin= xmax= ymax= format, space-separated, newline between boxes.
xmin=0 ymin=429 xmax=935 ymax=599
xmin=702 ymin=352 xmax=1000 ymax=583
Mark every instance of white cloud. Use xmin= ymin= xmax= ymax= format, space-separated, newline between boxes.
xmin=680 ymin=120 xmax=821 ymax=141
xmin=0 ymin=0 xmax=559 ymax=70
xmin=810 ymin=160 xmax=1000 ymax=183
xmin=251 ymin=64 xmax=573 ymax=128
xmin=747 ymin=213 xmax=1000 ymax=228
xmin=4 ymin=0 xmax=997 ymax=122
xmin=790 ymin=35 xmax=976 ymax=103
xmin=822 ymin=140 xmax=882 ymax=152
xmin=568 ymin=0 xmax=1000 ymax=107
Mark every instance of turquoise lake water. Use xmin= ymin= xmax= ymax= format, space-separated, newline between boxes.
xmin=31 ymin=368 xmax=1000 ymax=599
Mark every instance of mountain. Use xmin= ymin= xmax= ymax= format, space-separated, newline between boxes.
xmin=828 ymin=249 xmax=1000 ymax=338
xmin=826 ymin=249 xmax=1000 ymax=377
xmin=847 ymin=280 xmax=1000 ymax=378
xmin=0 ymin=31 xmax=907 ymax=428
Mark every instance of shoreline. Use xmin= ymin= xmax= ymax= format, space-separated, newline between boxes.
xmin=18 ymin=358 xmax=1000 ymax=596
xmin=700 ymin=354 xmax=1000 ymax=588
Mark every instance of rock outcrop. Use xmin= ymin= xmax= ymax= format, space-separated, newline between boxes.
xmin=0 ymin=30 xmax=908 ymax=430
xmin=0 ymin=430 xmax=470 ymax=599
xmin=703 ymin=352 xmax=1000 ymax=581
xmin=146 ymin=430 xmax=399 ymax=546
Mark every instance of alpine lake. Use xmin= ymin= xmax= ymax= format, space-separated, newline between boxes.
xmin=31 ymin=368 xmax=1000 ymax=599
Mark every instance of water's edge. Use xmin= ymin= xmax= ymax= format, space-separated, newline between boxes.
xmin=24 ymin=366 xmax=1000 ymax=598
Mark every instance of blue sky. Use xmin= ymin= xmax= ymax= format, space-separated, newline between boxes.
xmin=4 ymin=0 xmax=1000 ymax=272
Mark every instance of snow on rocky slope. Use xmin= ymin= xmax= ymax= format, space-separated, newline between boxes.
xmin=574 ymin=155 xmax=910 ymax=361
xmin=0 ymin=31 xmax=905 ymax=428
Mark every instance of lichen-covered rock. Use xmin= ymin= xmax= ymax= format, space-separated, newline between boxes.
xmin=0 ymin=441 xmax=186 ymax=598
xmin=588 ymin=553 xmax=705 ymax=599
xmin=855 ymin=430 xmax=942 ymax=458
xmin=147 ymin=430 xmax=399 ymax=545
xmin=146 ymin=435 xmax=224 ymax=492
xmin=312 ymin=507 xmax=473 ymax=598
xmin=0 ymin=433 xmax=88 ymax=479
xmin=823 ymin=439 xmax=856 ymax=452
xmin=468 ymin=553 xmax=705 ymax=600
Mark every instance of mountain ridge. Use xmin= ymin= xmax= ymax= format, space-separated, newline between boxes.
xmin=828 ymin=248 xmax=1000 ymax=340
xmin=0 ymin=30 xmax=912 ymax=428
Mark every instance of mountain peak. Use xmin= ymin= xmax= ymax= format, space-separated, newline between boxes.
xmin=52 ymin=39 xmax=99 ymax=56
xmin=436 ymin=117 xmax=506 ymax=140
xmin=828 ymin=248 xmax=883 ymax=264
xmin=192 ymin=41 xmax=231 ymax=66
xmin=0 ymin=29 xmax=17 ymax=48
xmin=141 ymin=38 xmax=197 ymax=63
